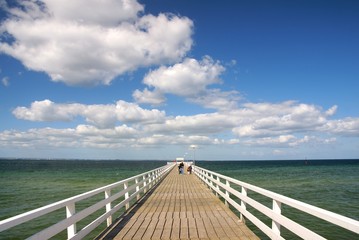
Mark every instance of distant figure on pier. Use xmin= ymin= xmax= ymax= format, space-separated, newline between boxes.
xmin=178 ymin=161 xmax=184 ymax=174
xmin=187 ymin=165 xmax=192 ymax=174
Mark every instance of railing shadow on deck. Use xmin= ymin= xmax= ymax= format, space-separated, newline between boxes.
xmin=0 ymin=163 xmax=175 ymax=240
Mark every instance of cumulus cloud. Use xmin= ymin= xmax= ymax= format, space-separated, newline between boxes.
xmin=141 ymin=101 xmax=350 ymax=139
xmin=135 ymin=56 xmax=239 ymax=110
xmin=42 ymin=0 xmax=143 ymax=25
xmin=241 ymin=135 xmax=336 ymax=148
xmin=12 ymin=100 xmax=83 ymax=122
xmin=144 ymin=112 xmax=236 ymax=135
xmin=0 ymin=127 xmax=214 ymax=149
xmin=143 ymin=56 xmax=225 ymax=97
xmin=0 ymin=0 xmax=193 ymax=86
xmin=133 ymin=88 xmax=166 ymax=105
xmin=243 ymin=135 xmax=297 ymax=147
xmin=0 ymin=125 xmax=139 ymax=149
xmin=325 ymin=105 xmax=337 ymax=116
xmin=12 ymin=99 xmax=166 ymax=128
xmin=114 ymin=100 xmax=166 ymax=123
xmin=136 ymin=134 xmax=213 ymax=146
xmin=232 ymin=101 xmax=332 ymax=137
xmin=322 ymin=118 xmax=359 ymax=136
xmin=7 ymin=99 xmax=359 ymax=151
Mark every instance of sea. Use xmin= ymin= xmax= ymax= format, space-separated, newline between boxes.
xmin=0 ymin=159 xmax=358 ymax=240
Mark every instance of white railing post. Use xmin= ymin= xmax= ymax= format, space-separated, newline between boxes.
xmin=215 ymin=175 xmax=220 ymax=197
xmin=225 ymin=180 xmax=230 ymax=207
xmin=203 ymin=170 xmax=208 ymax=184
xmin=208 ymin=172 xmax=212 ymax=189
xmin=155 ymin=170 xmax=159 ymax=183
xmin=241 ymin=186 xmax=247 ymax=222
xmin=148 ymin=173 xmax=152 ymax=188
xmin=66 ymin=203 xmax=76 ymax=239
xmin=135 ymin=177 xmax=140 ymax=200
xmin=272 ymin=199 xmax=282 ymax=236
xmin=143 ymin=175 xmax=147 ymax=193
xmin=124 ymin=182 xmax=129 ymax=210
xmin=148 ymin=173 xmax=151 ymax=188
xmin=105 ymin=189 xmax=112 ymax=226
xmin=151 ymin=172 xmax=155 ymax=186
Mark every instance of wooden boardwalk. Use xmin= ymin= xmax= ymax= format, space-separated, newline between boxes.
xmin=97 ymin=165 xmax=259 ymax=240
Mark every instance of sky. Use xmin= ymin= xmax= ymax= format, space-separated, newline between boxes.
xmin=0 ymin=0 xmax=358 ymax=161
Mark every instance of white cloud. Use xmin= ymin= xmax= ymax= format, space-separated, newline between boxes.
xmin=241 ymin=135 xmax=336 ymax=148
xmin=322 ymin=118 xmax=359 ymax=136
xmin=12 ymin=99 xmax=166 ymax=128
xmin=136 ymin=134 xmax=213 ymax=146
xmin=0 ymin=127 xmax=213 ymax=150
xmin=7 ymin=99 xmax=359 ymax=153
xmin=42 ymin=0 xmax=143 ymax=25
xmin=232 ymin=101 xmax=333 ymax=137
xmin=75 ymin=124 xmax=138 ymax=138
xmin=14 ymin=99 xmax=357 ymax=138
xmin=143 ymin=56 xmax=224 ymax=96
xmin=243 ymin=135 xmax=297 ymax=147
xmin=133 ymin=88 xmax=166 ymax=105
xmin=0 ymin=0 xmax=193 ymax=86
xmin=325 ymin=105 xmax=337 ymax=116
xmin=144 ymin=112 xmax=236 ymax=135
xmin=135 ymin=56 xmax=239 ymax=110
xmin=12 ymin=99 xmax=83 ymax=122
xmin=114 ymin=100 xmax=166 ymax=124
xmin=0 ymin=125 xmax=138 ymax=149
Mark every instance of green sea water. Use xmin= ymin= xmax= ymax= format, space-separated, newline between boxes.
xmin=0 ymin=159 xmax=358 ymax=239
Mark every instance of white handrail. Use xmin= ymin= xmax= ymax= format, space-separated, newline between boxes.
xmin=0 ymin=163 xmax=175 ymax=239
xmin=194 ymin=166 xmax=359 ymax=240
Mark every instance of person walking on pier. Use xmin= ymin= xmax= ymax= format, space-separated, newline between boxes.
xmin=187 ymin=165 xmax=192 ymax=174
xmin=178 ymin=161 xmax=184 ymax=174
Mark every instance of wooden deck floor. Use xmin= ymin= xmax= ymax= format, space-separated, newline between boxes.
xmin=97 ymin=166 xmax=259 ymax=240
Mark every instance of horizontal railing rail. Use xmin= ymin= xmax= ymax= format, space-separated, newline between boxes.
xmin=0 ymin=163 xmax=175 ymax=239
xmin=194 ymin=165 xmax=359 ymax=240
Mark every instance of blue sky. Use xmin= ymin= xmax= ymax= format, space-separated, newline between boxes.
xmin=0 ymin=0 xmax=358 ymax=160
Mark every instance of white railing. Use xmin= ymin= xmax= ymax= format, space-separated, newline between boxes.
xmin=194 ymin=166 xmax=359 ymax=240
xmin=0 ymin=163 xmax=175 ymax=239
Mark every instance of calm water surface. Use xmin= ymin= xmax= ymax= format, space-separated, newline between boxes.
xmin=1 ymin=159 xmax=358 ymax=239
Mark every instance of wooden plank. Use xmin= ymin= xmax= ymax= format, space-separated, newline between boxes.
xmin=171 ymin=217 xmax=181 ymax=239
xmin=161 ymin=218 xmax=173 ymax=239
xmin=152 ymin=218 xmax=165 ymax=239
xmin=140 ymin=218 xmax=158 ymax=239
xmin=99 ymin=166 xmax=259 ymax=240
xmin=132 ymin=218 xmax=151 ymax=239
xmin=180 ymin=218 xmax=189 ymax=239
xmin=195 ymin=218 xmax=208 ymax=239
xmin=188 ymin=217 xmax=198 ymax=239
xmin=202 ymin=217 xmax=218 ymax=238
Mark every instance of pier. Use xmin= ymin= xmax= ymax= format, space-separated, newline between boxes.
xmin=1 ymin=162 xmax=359 ymax=239
xmin=97 ymin=165 xmax=258 ymax=239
